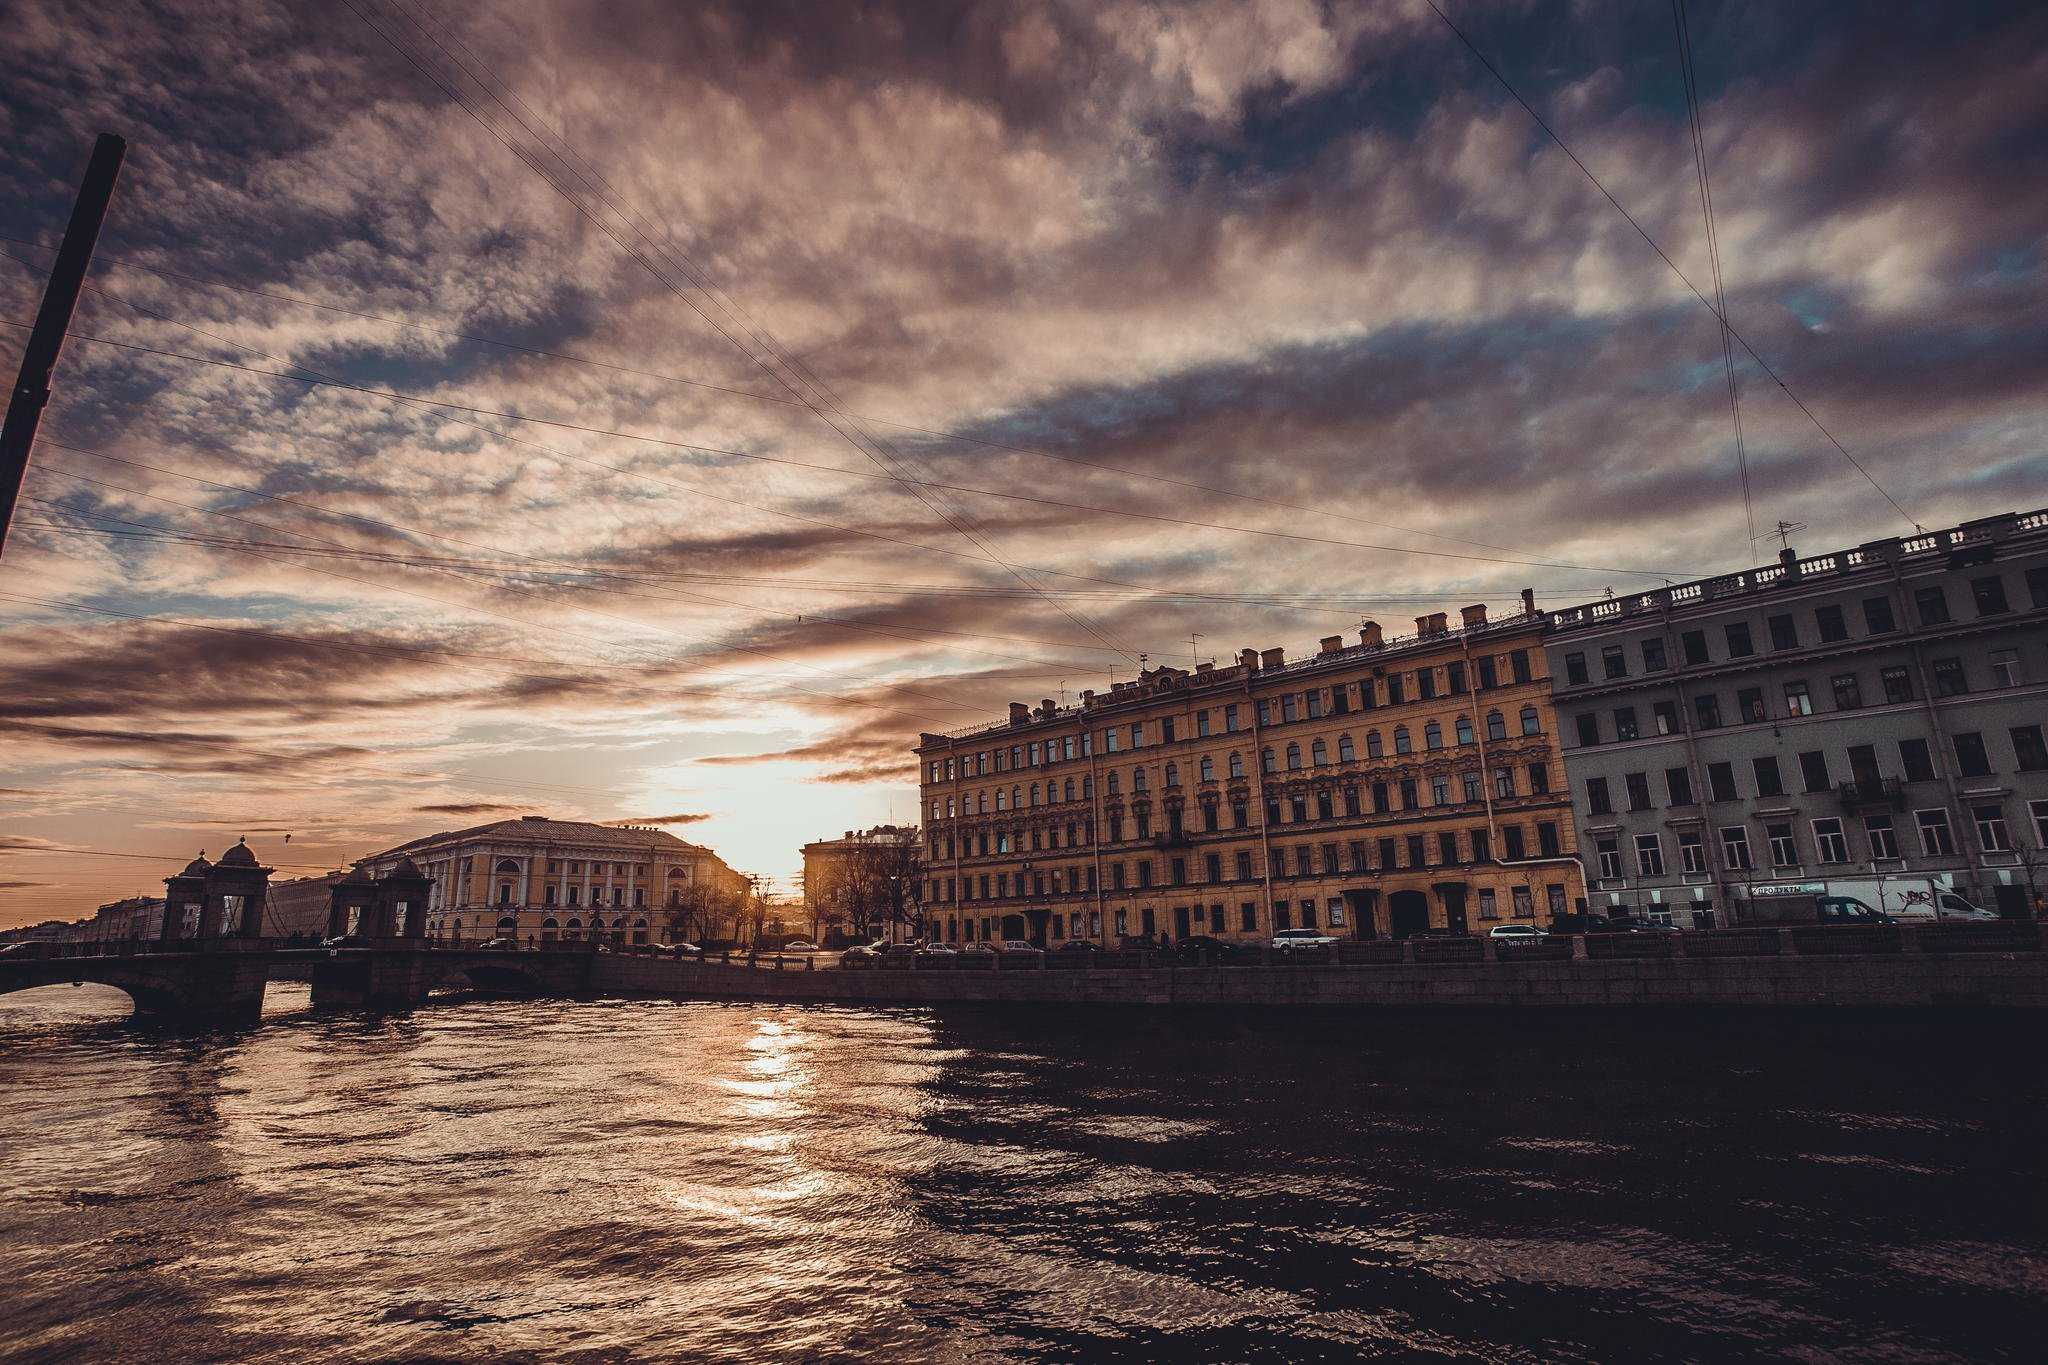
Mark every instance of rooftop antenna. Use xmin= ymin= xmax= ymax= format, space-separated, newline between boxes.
xmin=1770 ymin=519 xmax=1807 ymax=553
xmin=1188 ymin=631 xmax=1203 ymax=670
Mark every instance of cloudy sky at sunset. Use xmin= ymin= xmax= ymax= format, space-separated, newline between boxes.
xmin=2 ymin=0 xmax=2042 ymax=926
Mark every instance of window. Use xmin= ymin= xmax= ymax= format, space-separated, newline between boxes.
xmin=1463 ymin=771 xmax=1483 ymax=802
xmin=1337 ymin=735 xmax=1355 ymax=763
xmin=1504 ymin=826 xmax=1526 ymax=859
xmin=1811 ymin=817 xmax=1849 ymax=863
xmin=1261 ymin=748 xmax=1276 ymax=774
xmin=1200 ymin=756 xmax=1214 ymax=782
xmin=1417 ymin=671 xmax=1438 ymax=701
xmin=2033 ymin=566 xmax=2048 ymax=609
xmin=1708 ymin=761 xmax=1738 ymax=803
xmin=1423 ymin=722 xmax=1442 ymax=751
xmin=1900 ymin=738 xmax=1935 ymax=783
xmin=1975 ymin=804 xmax=2012 ymax=852
xmin=1736 ymin=687 xmax=1766 ymax=722
xmin=1596 ymin=835 xmax=1623 ymax=880
xmin=1641 ymin=637 xmax=1667 ymax=672
xmin=1282 ymin=695 xmax=1298 ymax=723
xmin=1520 ymin=706 xmax=1540 ymax=736
xmin=1679 ymin=830 xmax=1707 ymax=874
xmin=1587 ymin=777 xmax=1613 ymax=816
xmin=1284 ymin=743 xmax=1302 ymax=771
xmin=1625 ymin=772 xmax=1652 ymax=811
xmin=1865 ymin=814 xmax=1899 ymax=861
xmin=1197 ymin=710 xmax=1211 ymax=738
xmin=1400 ymin=779 xmax=1419 ymax=809
xmin=2014 ymin=725 xmax=2048 ymax=772
xmin=1665 ymin=766 xmax=1695 ymax=806
xmin=1634 ymin=834 xmax=1665 ymax=877
xmin=1576 ymin=713 xmax=1601 ymax=747
xmin=1681 ymin=630 xmax=1709 ymax=665
xmin=1952 ymin=732 xmax=1992 ymax=778
xmin=1768 ymin=822 xmax=1799 ymax=867
xmin=1311 ymin=739 xmax=1329 ymax=766
xmin=1510 ymin=650 xmax=1532 ymax=683
xmin=1165 ymin=762 xmax=1180 ymax=788
xmin=1831 ymin=673 xmax=1863 ymax=710
xmin=1932 ymin=657 xmax=1968 ymax=697
xmin=1455 ymin=716 xmax=1474 ymax=746
xmin=1225 ymin=704 xmax=1240 ymax=733
xmin=1815 ymin=604 xmax=1848 ymax=643
xmin=1753 ymin=755 xmax=1784 ymax=797
xmin=1784 ymin=681 xmax=1814 ymax=716
xmin=1915 ymin=808 xmax=1957 ymax=858
xmin=1438 ymin=831 xmax=1458 ymax=864
xmin=1393 ymin=727 xmax=1412 ymax=755
xmin=2033 ymin=799 xmax=2048 ymax=848
xmin=1972 ymin=575 xmax=2010 ymax=616
xmin=1652 ymin=700 xmax=1680 ymax=736
xmin=1494 ymin=767 xmax=1516 ymax=800
xmin=1725 ymin=622 xmax=1755 ymax=658
xmin=1798 ymin=750 xmax=1831 ymax=792
xmin=1862 ymin=596 xmax=1896 ymax=634
xmin=1881 ymin=666 xmax=1915 ymax=704
xmin=1431 ymin=775 xmax=1450 ymax=805
xmin=1478 ymin=889 xmax=1499 ymax=920
xmin=1476 ymin=656 xmax=1498 ymax=690
xmin=1991 ymin=649 xmax=2023 ymax=688
xmin=1527 ymin=762 xmax=1550 ymax=795
xmin=1229 ymin=751 xmax=1245 ymax=779
xmin=1693 ymin=694 xmax=1722 ymax=730
xmin=1602 ymin=645 xmax=1628 ymax=679
xmin=1767 ymin=613 xmax=1799 ymax=650
xmin=1387 ymin=675 xmax=1405 ymax=705
xmin=1720 ymin=825 xmax=1753 ymax=870
xmin=1614 ymin=707 xmax=1640 ymax=741
xmin=1512 ymin=886 xmax=1535 ymax=918
xmin=1913 ymin=586 xmax=1950 ymax=626
xmin=1235 ymin=851 xmax=1253 ymax=880
xmin=1446 ymin=662 xmax=1465 ymax=695
xmin=1366 ymin=731 xmax=1384 ymax=759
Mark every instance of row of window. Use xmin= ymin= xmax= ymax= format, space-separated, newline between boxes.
xmin=1585 ymin=726 xmax=2048 ymax=815
xmin=1572 ymin=651 xmax=2027 ymax=747
xmin=924 ymin=654 xmax=1542 ymax=785
xmin=1593 ymin=800 xmax=2048 ymax=879
xmin=1560 ymin=568 xmax=2046 ymax=685
xmin=932 ymin=708 xmax=1551 ymax=819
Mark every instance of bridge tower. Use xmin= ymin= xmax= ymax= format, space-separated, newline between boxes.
xmin=325 ymin=858 xmax=432 ymax=944
xmin=158 ymin=839 xmax=274 ymax=945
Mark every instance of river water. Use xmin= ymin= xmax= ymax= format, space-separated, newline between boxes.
xmin=1 ymin=983 xmax=2041 ymax=1363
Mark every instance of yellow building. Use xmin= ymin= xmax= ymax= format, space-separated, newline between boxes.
xmin=915 ymin=603 xmax=1584 ymax=946
xmin=358 ymin=815 xmax=750 ymax=946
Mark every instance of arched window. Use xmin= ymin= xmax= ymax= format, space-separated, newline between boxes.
xmin=1011 ymin=784 xmax=1022 ymax=808
xmin=1394 ymin=726 xmax=1412 ymax=754
xmin=1229 ymin=751 xmax=1245 ymax=779
xmin=995 ymin=787 xmax=1008 ymax=810
xmin=1107 ymin=772 xmax=1120 ymax=796
xmin=1165 ymin=762 xmax=1180 ymax=788
xmin=668 ymin=888 xmax=681 ymax=907
xmin=497 ymin=916 xmax=516 ymax=933
xmin=564 ymin=917 xmax=581 ymax=941
xmin=1338 ymin=734 xmax=1355 ymax=762
xmin=495 ymin=858 xmax=519 ymax=873
xmin=1311 ymin=738 xmax=1328 ymax=766
xmin=1133 ymin=767 xmax=1148 ymax=792
xmin=1366 ymin=730 xmax=1384 ymax=758
xmin=540 ymin=917 xmax=559 ymax=942
xmin=1199 ymin=756 xmax=1215 ymax=782
xmin=1520 ymin=705 xmax=1541 ymax=736
xmin=1424 ymin=722 xmax=1442 ymax=750
xmin=1082 ymin=775 xmax=1093 ymax=798
xmin=1456 ymin=715 xmax=1475 ymax=745
xmin=1063 ymin=778 xmax=1075 ymax=802
xmin=1285 ymin=743 xmax=1302 ymax=771
xmin=497 ymin=883 xmax=513 ymax=905
xmin=1262 ymin=748 xmax=1276 ymax=773
xmin=976 ymin=791 xmax=987 ymax=814
xmin=1030 ymin=782 xmax=1041 ymax=807
xmin=1487 ymin=710 xmax=1507 ymax=741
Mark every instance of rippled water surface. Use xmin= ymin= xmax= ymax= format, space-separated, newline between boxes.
xmin=2 ymin=984 xmax=2043 ymax=1362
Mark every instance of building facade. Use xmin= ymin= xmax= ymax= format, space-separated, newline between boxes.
xmin=800 ymin=825 xmax=921 ymax=941
xmin=357 ymin=815 xmax=751 ymax=946
xmin=916 ymin=601 xmax=1584 ymax=947
xmin=1545 ymin=508 xmax=2048 ymax=926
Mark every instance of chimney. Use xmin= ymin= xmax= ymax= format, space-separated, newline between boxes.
xmin=1460 ymin=604 xmax=1487 ymax=628
xmin=1080 ymin=688 xmax=1096 ymax=707
xmin=1194 ymin=661 xmax=1213 ymax=674
xmin=1038 ymin=698 xmax=1056 ymax=718
xmin=1416 ymin=612 xmax=1448 ymax=638
xmin=1319 ymin=634 xmax=1344 ymax=655
xmin=1520 ymin=588 xmax=1536 ymax=616
xmin=1008 ymin=701 xmax=1030 ymax=725
xmin=1260 ymin=646 xmax=1286 ymax=670
xmin=1239 ymin=647 xmax=1260 ymax=670
xmin=1359 ymin=621 xmax=1382 ymax=647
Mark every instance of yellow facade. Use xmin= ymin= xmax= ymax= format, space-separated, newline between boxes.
xmin=916 ymin=610 xmax=1584 ymax=945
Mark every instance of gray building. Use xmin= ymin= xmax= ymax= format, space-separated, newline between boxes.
xmin=1544 ymin=508 xmax=2048 ymax=926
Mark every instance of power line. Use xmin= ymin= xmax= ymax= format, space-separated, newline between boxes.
xmin=1419 ymin=0 xmax=1917 ymax=531
xmin=0 ymin=842 xmax=338 ymax=871
xmin=1671 ymin=0 xmax=1754 ymax=549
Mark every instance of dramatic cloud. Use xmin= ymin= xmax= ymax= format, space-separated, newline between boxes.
xmin=1 ymin=0 xmax=2042 ymax=925
xmin=618 ymin=812 xmax=712 ymax=826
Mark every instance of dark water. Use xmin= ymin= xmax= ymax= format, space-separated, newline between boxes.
xmin=1 ymin=985 xmax=2042 ymax=1363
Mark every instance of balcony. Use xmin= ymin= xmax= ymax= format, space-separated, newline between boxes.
xmin=1152 ymin=829 xmax=1194 ymax=850
xmin=1837 ymin=778 xmax=1904 ymax=811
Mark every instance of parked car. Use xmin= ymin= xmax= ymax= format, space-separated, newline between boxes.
xmin=1173 ymin=934 xmax=1246 ymax=962
xmin=961 ymin=940 xmax=997 ymax=953
xmin=839 ymin=939 xmax=887 ymax=967
xmin=1271 ymin=928 xmax=1339 ymax=954
xmin=320 ymin=934 xmax=361 ymax=951
xmin=992 ymin=939 xmax=1044 ymax=957
xmin=1545 ymin=913 xmax=1617 ymax=936
xmin=875 ymin=942 xmax=921 ymax=965
xmin=1600 ymin=916 xmax=1681 ymax=934
xmin=916 ymin=941 xmax=959 ymax=956
xmin=1408 ymin=927 xmax=1470 ymax=940
xmin=779 ymin=939 xmax=819 ymax=953
xmin=1056 ymin=939 xmax=1103 ymax=954
xmin=1886 ymin=893 xmax=1999 ymax=923
xmin=1487 ymin=924 xmax=1546 ymax=943
xmin=478 ymin=937 xmax=519 ymax=951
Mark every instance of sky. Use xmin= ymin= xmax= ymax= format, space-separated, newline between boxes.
xmin=1 ymin=0 xmax=2044 ymax=927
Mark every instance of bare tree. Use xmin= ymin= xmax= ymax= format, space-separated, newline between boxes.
xmin=837 ymin=835 xmax=922 ymax=940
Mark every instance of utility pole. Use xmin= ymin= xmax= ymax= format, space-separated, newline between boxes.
xmin=0 ymin=133 xmax=126 ymax=558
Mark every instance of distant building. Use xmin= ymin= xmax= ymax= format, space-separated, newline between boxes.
xmin=1546 ymin=507 xmax=2048 ymax=926
xmin=355 ymin=815 xmax=750 ymax=945
xmin=800 ymin=825 xmax=921 ymax=941
xmin=916 ymin=601 xmax=1582 ymax=946
xmin=267 ymin=872 xmax=351 ymax=940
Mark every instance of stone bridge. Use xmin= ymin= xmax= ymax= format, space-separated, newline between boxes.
xmin=0 ymin=943 xmax=599 ymax=1026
